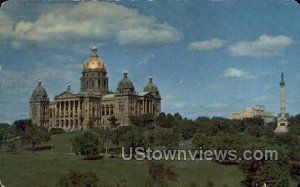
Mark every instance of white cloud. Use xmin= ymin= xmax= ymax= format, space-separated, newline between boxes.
xmin=228 ymin=35 xmax=292 ymax=57
xmin=253 ymin=96 xmax=270 ymax=102
xmin=0 ymin=63 xmax=79 ymax=89
xmin=0 ymin=2 xmax=181 ymax=47
xmin=188 ymin=38 xmax=226 ymax=51
xmin=223 ymin=67 xmax=251 ymax=78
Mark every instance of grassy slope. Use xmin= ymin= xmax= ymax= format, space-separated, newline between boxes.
xmin=1 ymin=154 xmax=244 ymax=187
xmin=0 ymin=132 xmax=297 ymax=187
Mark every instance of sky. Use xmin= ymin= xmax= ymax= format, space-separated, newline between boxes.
xmin=0 ymin=0 xmax=300 ymax=123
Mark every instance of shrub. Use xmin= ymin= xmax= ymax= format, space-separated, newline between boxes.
xmin=71 ymin=131 xmax=103 ymax=160
xmin=49 ymin=128 xmax=65 ymax=134
xmin=56 ymin=170 xmax=107 ymax=187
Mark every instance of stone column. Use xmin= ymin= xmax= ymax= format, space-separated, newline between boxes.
xmin=65 ymin=101 xmax=67 ymax=118
xmin=275 ymin=73 xmax=289 ymax=133
xmin=280 ymin=73 xmax=286 ymax=118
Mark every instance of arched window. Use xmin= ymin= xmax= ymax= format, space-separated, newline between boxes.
xmin=92 ymin=107 xmax=96 ymax=116
xmin=110 ymin=104 xmax=114 ymax=115
xmin=101 ymin=105 xmax=105 ymax=115
xmin=106 ymin=105 xmax=109 ymax=115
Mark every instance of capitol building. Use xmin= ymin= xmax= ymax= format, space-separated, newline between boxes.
xmin=29 ymin=46 xmax=161 ymax=131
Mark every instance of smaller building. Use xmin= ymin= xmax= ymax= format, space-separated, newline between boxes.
xmin=230 ymin=105 xmax=275 ymax=123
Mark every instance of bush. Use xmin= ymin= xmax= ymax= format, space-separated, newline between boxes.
xmin=23 ymin=125 xmax=51 ymax=152
xmin=71 ymin=131 xmax=103 ymax=160
xmin=145 ymin=161 xmax=178 ymax=187
xmin=155 ymin=129 xmax=180 ymax=149
xmin=56 ymin=170 xmax=107 ymax=187
xmin=49 ymin=128 xmax=65 ymax=134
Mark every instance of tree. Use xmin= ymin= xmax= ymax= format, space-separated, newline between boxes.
xmin=240 ymin=142 xmax=290 ymax=187
xmin=145 ymin=161 xmax=177 ymax=187
xmin=13 ymin=119 xmax=32 ymax=137
xmin=173 ymin=119 xmax=197 ymax=140
xmin=56 ymin=170 xmax=107 ymax=187
xmin=92 ymin=127 xmax=110 ymax=145
xmin=155 ymin=129 xmax=180 ymax=149
xmin=108 ymin=116 xmax=119 ymax=128
xmin=110 ymin=126 xmax=132 ymax=147
xmin=156 ymin=113 xmax=176 ymax=128
xmin=0 ymin=123 xmax=13 ymax=150
xmin=192 ymin=133 xmax=211 ymax=149
xmin=130 ymin=114 xmax=155 ymax=128
xmin=123 ymin=128 xmax=148 ymax=148
xmin=290 ymin=165 xmax=300 ymax=186
xmin=288 ymin=114 xmax=300 ymax=136
xmin=194 ymin=116 xmax=210 ymax=125
xmin=243 ymin=117 xmax=265 ymax=137
xmin=71 ymin=131 xmax=103 ymax=159
xmin=173 ymin=113 xmax=183 ymax=122
xmin=253 ymin=162 xmax=289 ymax=187
xmin=23 ymin=125 xmax=51 ymax=152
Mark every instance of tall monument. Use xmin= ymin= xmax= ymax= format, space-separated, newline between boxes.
xmin=275 ymin=73 xmax=288 ymax=133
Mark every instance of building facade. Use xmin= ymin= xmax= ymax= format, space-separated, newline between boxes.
xmin=30 ymin=46 xmax=161 ymax=131
xmin=230 ymin=105 xmax=275 ymax=123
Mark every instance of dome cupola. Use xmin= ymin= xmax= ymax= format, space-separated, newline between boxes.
xmin=83 ymin=46 xmax=105 ymax=70
xmin=144 ymin=76 xmax=159 ymax=96
xmin=30 ymin=81 xmax=49 ymax=102
xmin=81 ymin=46 xmax=109 ymax=94
xmin=117 ymin=71 xmax=135 ymax=94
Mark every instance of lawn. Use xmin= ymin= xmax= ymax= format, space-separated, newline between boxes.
xmin=0 ymin=132 xmax=297 ymax=187
xmin=0 ymin=154 xmax=245 ymax=187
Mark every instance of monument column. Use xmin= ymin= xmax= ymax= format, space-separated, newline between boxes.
xmin=275 ymin=73 xmax=288 ymax=133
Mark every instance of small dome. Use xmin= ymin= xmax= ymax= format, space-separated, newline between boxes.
xmin=31 ymin=81 xmax=48 ymax=102
xmin=83 ymin=46 xmax=105 ymax=70
xmin=144 ymin=76 xmax=159 ymax=94
xmin=117 ymin=71 xmax=134 ymax=90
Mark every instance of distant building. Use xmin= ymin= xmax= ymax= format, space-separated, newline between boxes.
xmin=230 ymin=105 xmax=275 ymax=123
xmin=30 ymin=46 xmax=161 ymax=131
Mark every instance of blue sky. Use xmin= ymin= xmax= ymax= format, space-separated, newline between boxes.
xmin=0 ymin=0 xmax=300 ymax=123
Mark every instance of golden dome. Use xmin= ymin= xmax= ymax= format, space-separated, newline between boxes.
xmin=84 ymin=46 xmax=105 ymax=70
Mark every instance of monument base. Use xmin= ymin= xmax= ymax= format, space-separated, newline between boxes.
xmin=274 ymin=119 xmax=288 ymax=133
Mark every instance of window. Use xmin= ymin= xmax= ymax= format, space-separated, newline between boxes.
xmin=102 ymin=105 xmax=105 ymax=115
xmin=92 ymin=107 xmax=96 ymax=116
xmin=32 ymin=106 xmax=37 ymax=117
xmin=119 ymin=104 xmax=125 ymax=113
xmin=106 ymin=105 xmax=109 ymax=115
xmin=110 ymin=104 xmax=114 ymax=115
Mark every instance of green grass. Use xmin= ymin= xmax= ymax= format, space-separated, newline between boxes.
xmin=49 ymin=132 xmax=77 ymax=153
xmin=0 ymin=154 xmax=245 ymax=187
xmin=0 ymin=132 xmax=297 ymax=187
